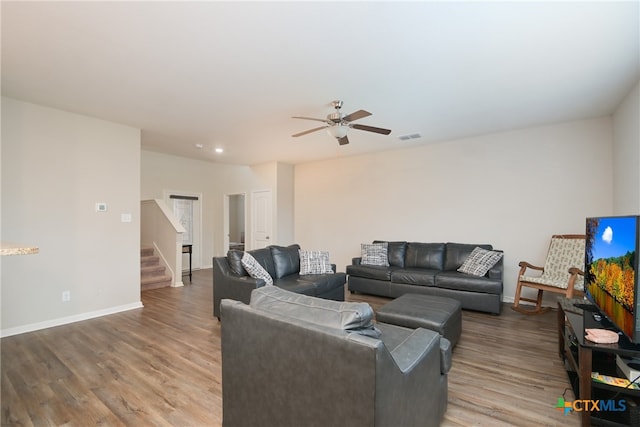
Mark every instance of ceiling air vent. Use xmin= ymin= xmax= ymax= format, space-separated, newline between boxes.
xmin=398 ymin=133 xmax=422 ymax=141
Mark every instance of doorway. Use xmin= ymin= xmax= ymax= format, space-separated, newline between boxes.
xmin=225 ymin=193 xmax=246 ymax=252
xmin=164 ymin=190 xmax=202 ymax=271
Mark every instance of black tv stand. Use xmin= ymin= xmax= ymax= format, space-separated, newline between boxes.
xmin=558 ymin=297 xmax=640 ymax=426
xmin=573 ymin=302 xmax=599 ymax=312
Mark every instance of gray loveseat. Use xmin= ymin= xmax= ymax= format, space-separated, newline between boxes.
xmin=221 ymin=286 xmax=451 ymax=427
xmin=213 ymin=244 xmax=346 ymax=319
xmin=347 ymin=241 xmax=504 ymax=314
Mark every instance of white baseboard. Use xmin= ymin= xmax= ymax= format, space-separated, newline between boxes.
xmin=0 ymin=301 xmax=144 ymax=338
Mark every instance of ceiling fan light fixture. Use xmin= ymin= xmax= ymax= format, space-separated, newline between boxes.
xmin=327 ymin=125 xmax=348 ymax=139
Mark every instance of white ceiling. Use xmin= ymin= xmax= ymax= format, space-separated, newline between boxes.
xmin=2 ymin=1 xmax=638 ymax=166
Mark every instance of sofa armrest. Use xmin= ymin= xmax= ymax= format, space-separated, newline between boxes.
xmin=387 ymin=327 xmax=441 ymax=374
xmin=213 ymin=256 xmax=266 ymax=319
xmin=487 ymin=250 xmax=504 ymax=280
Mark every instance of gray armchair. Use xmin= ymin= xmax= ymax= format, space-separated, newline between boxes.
xmin=220 ymin=287 xmax=451 ymax=427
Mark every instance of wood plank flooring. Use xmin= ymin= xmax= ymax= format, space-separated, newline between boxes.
xmin=1 ymin=269 xmax=579 ymax=426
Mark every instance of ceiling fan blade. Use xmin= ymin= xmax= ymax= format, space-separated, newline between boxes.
xmin=342 ymin=109 xmax=371 ymax=122
xmin=292 ymin=116 xmax=327 ymax=123
xmin=292 ymin=126 xmax=327 ymax=137
xmin=337 ymin=135 xmax=349 ymax=145
xmin=351 ymin=123 xmax=392 ymax=135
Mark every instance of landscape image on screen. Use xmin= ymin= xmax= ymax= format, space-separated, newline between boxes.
xmin=585 ymin=216 xmax=637 ymax=338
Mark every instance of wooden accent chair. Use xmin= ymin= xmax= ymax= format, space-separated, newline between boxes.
xmin=512 ymin=234 xmax=586 ymax=314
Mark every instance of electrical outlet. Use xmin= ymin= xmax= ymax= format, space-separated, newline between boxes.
xmin=62 ymin=291 xmax=71 ymax=302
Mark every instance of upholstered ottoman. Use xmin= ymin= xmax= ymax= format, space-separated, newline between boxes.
xmin=376 ymin=293 xmax=462 ymax=347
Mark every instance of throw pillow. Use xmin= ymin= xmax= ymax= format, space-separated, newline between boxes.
xmin=241 ymin=252 xmax=274 ymax=285
xmin=457 ymin=247 xmax=503 ymax=277
xmin=299 ymin=250 xmax=334 ymax=275
xmin=361 ymin=242 xmax=389 ymax=267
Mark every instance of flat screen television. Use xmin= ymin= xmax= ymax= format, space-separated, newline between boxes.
xmin=585 ymin=215 xmax=640 ymax=344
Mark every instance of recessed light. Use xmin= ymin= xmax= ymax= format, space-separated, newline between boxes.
xmin=195 ymin=143 xmax=204 ymax=149
xmin=215 ymin=148 xmax=224 ymax=154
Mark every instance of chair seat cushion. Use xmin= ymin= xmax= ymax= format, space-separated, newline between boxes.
xmin=520 ymin=274 xmax=583 ymax=291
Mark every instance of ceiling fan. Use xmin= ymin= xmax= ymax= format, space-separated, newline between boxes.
xmin=292 ymin=100 xmax=391 ymax=145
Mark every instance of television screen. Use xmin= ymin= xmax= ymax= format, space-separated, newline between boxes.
xmin=585 ymin=215 xmax=640 ymax=343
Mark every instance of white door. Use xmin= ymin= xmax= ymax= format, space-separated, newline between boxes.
xmin=251 ymin=190 xmax=272 ymax=249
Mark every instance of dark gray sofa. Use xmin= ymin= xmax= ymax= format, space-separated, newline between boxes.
xmin=221 ymin=286 xmax=451 ymax=427
xmin=347 ymin=241 xmax=504 ymax=314
xmin=213 ymin=244 xmax=346 ymax=319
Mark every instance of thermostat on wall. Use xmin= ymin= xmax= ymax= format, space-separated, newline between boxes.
xmin=95 ymin=202 xmax=108 ymax=212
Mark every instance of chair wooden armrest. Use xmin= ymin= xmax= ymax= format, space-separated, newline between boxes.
xmin=518 ymin=261 xmax=543 ymax=275
xmin=568 ymin=267 xmax=584 ymax=276
xmin=565 ymin=267 xmax=585 ymax=298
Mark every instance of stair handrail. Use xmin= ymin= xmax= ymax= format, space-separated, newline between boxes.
xmin=141 ymin=199 xmax=186 ymax=286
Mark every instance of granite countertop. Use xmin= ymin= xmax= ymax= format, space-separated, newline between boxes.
xmin=0 ymin=242 xmax=39 ymax=256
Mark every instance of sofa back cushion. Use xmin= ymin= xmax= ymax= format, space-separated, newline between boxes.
xmin=405 ymin=242 xmax=446 ymax=270
xmin=444 ymin=243 xmax=493 ymax=271
xmin=373 ymin=240 xmax=407 ymax=268
xmin=247 ymin=247 xmax=277 ymax=278
xmin=227 ymin=249 xmax=248 ymax=276
xmin=250 ymin=286 xmax=380 ymax=337
xmin=270 ymin=244 xmax=301 ymax=279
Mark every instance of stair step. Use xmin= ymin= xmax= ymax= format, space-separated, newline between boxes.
xmin=141 ymin=255 xmax=160 ymax=267
xmin=141 ymin=246 xmax=154 ymax=257
xmin=141 ymin=274 xmax=172 ymax=291
xmin=140 ymin=246 xmax=172 ymax=291
xmin=141 ymin=264 xmax=166 ymax=278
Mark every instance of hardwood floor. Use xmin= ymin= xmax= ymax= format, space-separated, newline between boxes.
xmin=1 ymin=269 xmax=579 ymax=426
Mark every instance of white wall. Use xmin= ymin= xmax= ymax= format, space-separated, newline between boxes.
xmin=294 ymin=117 xmax=614 ymax=303
xmin=613 ymin=81 xmax=640 ymax=214
xmin=1 ymin=97 xmax=142 ymax=336
xmin=140 ymin=153 xmax=295 ymax=266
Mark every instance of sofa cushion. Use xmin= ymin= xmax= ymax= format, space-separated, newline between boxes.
xmin=227 ymin=249 xmax=248 ymax=276
xmin=390 ymin=268 xmax=438 ymax=286
xmin=273 ymin=275 xmax=318 ymax=296
xmin=346 ymin=264 xmax=393 ymax=281
xmin=435 ymin=271 xmax=503 ymax=294
xmin=241 ymin=252 xmax=273 ymax=285
xmin=457 ymin=247 xmax=503 ymax=277
xmin=270 ymin=244 xmax=301 ymax=279
xmin=250 ymin=286 xmax=380 ymax=337
xmin=374 ymin=240 xmax=407 ymax=268
xmin=405 ymin=242 xmax=445 ymax=270
xmin=247 ymin=247 xmax=277 ymax=278
xmin=299 ymin=250 xmax=334 ymax=275
xmin=299 ymin=272 xmax=347 ymax=295
xmin=444 ymin=243 xmax=493 ymax=271
xmin=361 ymin=242 xmax=389 ymax=266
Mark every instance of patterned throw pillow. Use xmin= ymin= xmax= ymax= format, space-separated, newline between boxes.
xmin=457 ymin=247 xmax=503 ymax=277
xmin=241 ymin=252 xmax=273 ymax=285
xmin=361 ymin=242 xmax=389 ymax=267
xmin=299 ymin=250 xmax=334 ymax=275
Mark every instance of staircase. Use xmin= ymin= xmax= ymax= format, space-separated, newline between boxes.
xmin=141 ymin=246 xmax=172 ymax=291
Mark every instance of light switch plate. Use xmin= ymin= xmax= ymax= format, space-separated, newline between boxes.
xmin=121 ymin=213 xmax=132 ymax=223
